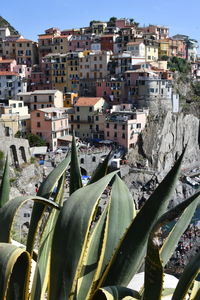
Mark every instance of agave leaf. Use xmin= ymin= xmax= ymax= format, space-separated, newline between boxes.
xmin=143 ymin=239 xmax=164 ymax=300
xmin=88 ymin=151 xmax=111 ymax=185
xmin=172 ymin=252 xmax=200 ymax=300
xmin=90 ymin=175 xmax=136 ymax=297
xmin=77 ymin=207 xmax=108 ymax=300
xmin=0 ymin=195 xmax=59 ymax=243
xmin=100 ymin=150 xmax=185 ymax=287
xmin=142 ymin=189 xmax=200 ymax=300
xmin=70 ymin=132 xmax=82 ymax=195
xmin=26 ymin=154 xmax=70 ymax=255
xmin=31 ymin=174 xmax=66 ymax=300
xmin=160 ymin=191 xmax=200 ymax=266
xmin=0 ymin=243 xmax=31 ymax=300
xmin=189 ymin=280 xmax=200 ymax=300
xmin=92 ymin=286 xmax=141 ymax=300
xmin=0 ymin=154 xmax=10 ymax=208
xmin=49 ymin=171 xmax=118 ymax=300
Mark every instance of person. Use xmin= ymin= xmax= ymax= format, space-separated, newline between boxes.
xmin=35 ymin=184 xmax=39 ymax=193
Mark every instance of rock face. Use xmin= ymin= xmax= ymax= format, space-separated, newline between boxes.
xmin=126 ymin=112 xmax=200 ymax=206
xmin=131 ymin=112 xmax=200 ymax=175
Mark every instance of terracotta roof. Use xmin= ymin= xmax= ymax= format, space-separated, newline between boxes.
xmin=74 ymin=97 xmax=103 ymax=106
xmin=38 ymin=35 xmax=54 ymax=40
xmin=0 ymin=71 xmax=18 ymax=76
xmin=16 ymin=39 xmax=32 ymax=43
xmin=56 ymin=35 xmax=70 ymax=39
xmin=127 ymin=41 xmax=143 ymax=45
xmin=101 ymin=34 xmax=115 ymax=38
xmin=0 ymin=59 xmax=15 ymax=63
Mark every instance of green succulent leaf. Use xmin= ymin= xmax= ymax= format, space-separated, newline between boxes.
xmin=91 ymin=174 xmax=136 ymax=295
xmin=31 ymin=174 xmax=66 ymax=300
xmin=0 ymin=195 xmax=59 ymax=243
xmin=172 ymin=251 xmax=200 ymax=300
xmin=143 ymin=245 xmax=163 ymax=300
xmin=70 ymin=131 xmax=82 ymax=195
xmin=89 ymin=151 xmax=111 ymax=184
xmin=49 ymin=171 xmax=117 ymax=300
xmin=92 ymin=286 xmax=141 ymax=300
xmin=0 ymin=243 xmax=30 ymax=300
xmin=143 ymin=189 xmax=200 ymax=299
xmin=189 ymin=280 xmax=200 ymax=300
xmin=101 ymin=150 xmax=185 ymax=287
xmin=160 ymin=191 xmax=200 ymax=266
xmin=26 ymin=154 xmax=70 ymax=255
xmin=0 ymin=154 xmax=10 ymax=208
xmin=77 ymin=207 xmax=108 ymax=300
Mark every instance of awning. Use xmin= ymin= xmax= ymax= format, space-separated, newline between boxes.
xmin=58 ymin=135 xmax=78 ymax=142
xmin=99 ymin=140 xmax=113 ymax=145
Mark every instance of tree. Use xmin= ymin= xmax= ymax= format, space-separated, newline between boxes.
xmin=27 ymin=133 xmax=46 ymax=147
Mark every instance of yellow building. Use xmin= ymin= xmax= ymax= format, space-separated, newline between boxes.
xmin=67 ymin=52 xmax=83 ymax=93
xmin=51 ymin=35 xmax=71 ymax=54
xmin=50 ymin=53 xmax=69 ymax=93
xmin=145 ymin=41 xmax=159 ymax=62
xmin=0 ymin=100 xmax=30 ymax=136
xmin=64 ymin=92 xmax=78 ymax=107
xmin=158 ymin=39 xmax=169 ymax=58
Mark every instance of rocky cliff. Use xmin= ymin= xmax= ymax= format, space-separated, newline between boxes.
xmin=129 ymin=112 xmax=200 ymax=175
xmin=125 ymin=111 xmax=200 ymax=206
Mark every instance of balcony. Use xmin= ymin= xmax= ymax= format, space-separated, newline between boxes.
xmin=70 ymin=119 xmax=94 ymax=124
xmin=45 ymin=114 xmax=68 ymax=121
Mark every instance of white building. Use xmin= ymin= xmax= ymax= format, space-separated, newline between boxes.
xmin=0 ymin=71 xmax=27 ymax=101
xmin=126 ymin=42 xmax=145 ymax=57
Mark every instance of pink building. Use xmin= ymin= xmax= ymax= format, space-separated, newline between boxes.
xmin=104 ymin=106 xmax=148 ymax=150
xmin=68 ymin=36 xmax=92 ymax=52
xmin=0 ymin=58 xmax=17 ymax=72
xmin=96 ymin=78 xmax=127 ymax=104
xmin=31 ymin=107 xmax=69 ymax=150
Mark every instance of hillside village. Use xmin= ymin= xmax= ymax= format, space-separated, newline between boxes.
xmin=0 ymin=16 xmax=199 ymax=167
xmin=0 ymin=17 xmax=199 ymax=278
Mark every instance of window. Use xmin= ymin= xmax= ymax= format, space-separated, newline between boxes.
xmin=77 ymin=107 xmax=79 ymax=112
xmin=77 ymin=115 xmax=80 ymax=121
xmin=34 ymin=96 xmax=37 ymax=102
xmin=37 ymin=122 xmax=41 ymax=128
xmin=96 ymin=116 xmax=99 ymax=121
xmin=89 ymin=107 xmax=92 ymax=112
xmin=106 ymin=123 xmax=109 ymax=128
xmin=107 ymin=132 xmax=109 ymax=137
xmin=18 ymin=103 xmax=22 ymax=107
xmin=122 ymin=133 xmax=125 ymax=139
xmin=36 ymin=112 xmax=40 ymax=117
xmin=92 ymin=156 xmax=96 ymax=162
xmin=77 ymin=124 xmax=80 ymax=129
xmin=114 ymin=124 xmax=117 ymax=129
xmin=114 ymin=132 xmax=117 ymax=137
xmin=137 ymin=123 xmax=141 ymax=129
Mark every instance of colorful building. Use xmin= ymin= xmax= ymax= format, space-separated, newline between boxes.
xmin=31 ymin=107 xmax=69 ymax=150
xmin=72 ymin=97 xmax=107 ymax=139
xmin=17 ymin=90 xmax=63 ymax=111
xmin=104 ymin=105 xmax=148 ymax=150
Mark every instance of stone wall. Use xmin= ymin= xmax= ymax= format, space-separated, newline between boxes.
xmin=79 ymin=148 xmax=110 ymax=175
xmin=0 ymin=137 xmax=31 ymax=167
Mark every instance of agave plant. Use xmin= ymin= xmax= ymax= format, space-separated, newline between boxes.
xmin=0 ymin=138 xmax=199 ymax=300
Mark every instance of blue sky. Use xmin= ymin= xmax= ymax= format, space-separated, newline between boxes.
xmin=1 ymin=0 xmax=200 ymax=47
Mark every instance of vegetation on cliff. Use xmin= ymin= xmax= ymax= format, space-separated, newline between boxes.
xmin=0 ymin=16 xmax=19 ymax=35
